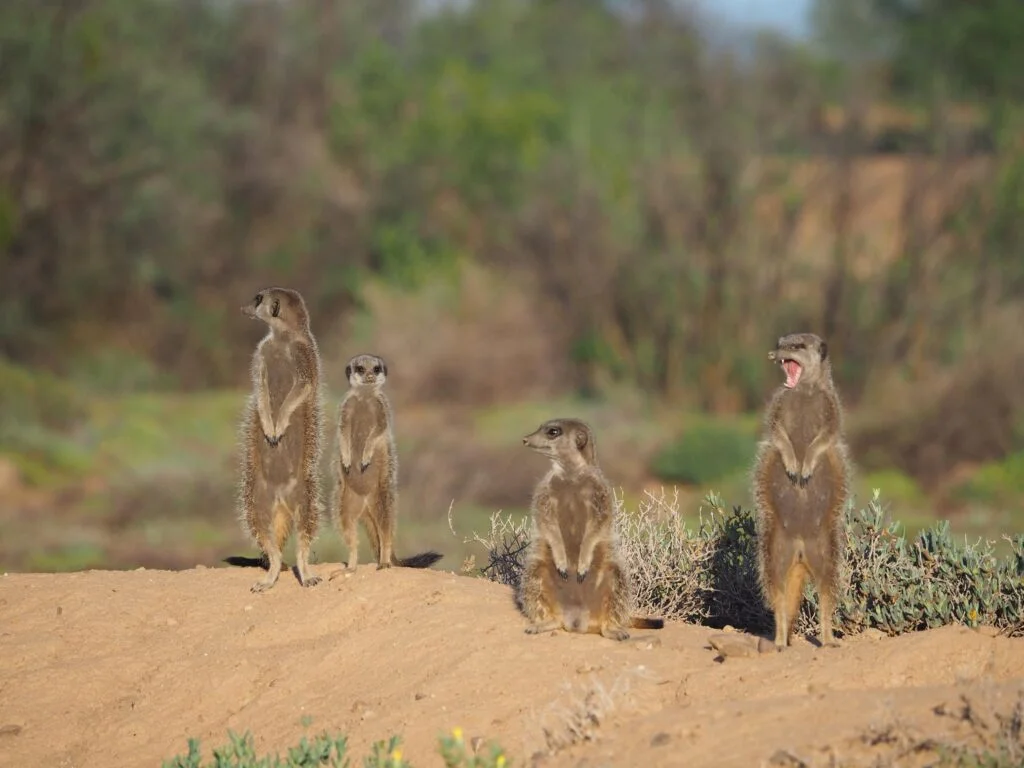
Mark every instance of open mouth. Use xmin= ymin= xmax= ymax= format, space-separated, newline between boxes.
xmin=781 ymin=359 xmax=802 ymax=388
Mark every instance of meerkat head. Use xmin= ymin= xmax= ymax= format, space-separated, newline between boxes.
xmin=522 ymin=418 xmax=597 ymax=469
xmin=241 ymin=287 xmax=310 ymax=336
xmin=345 ymin=354 xmax=388 ymax=389
xmin=768 ymin=332 xmax=829 ymax=389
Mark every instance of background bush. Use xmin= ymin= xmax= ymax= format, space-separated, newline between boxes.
xmin=649 ymin=420 xmax=758 ymax=487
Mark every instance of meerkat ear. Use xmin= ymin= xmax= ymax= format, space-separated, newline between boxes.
xmin=271 ymin=299 xmax=280 ymax=318
xmin=382 ymin=361 xmax=388 ymax=377
xmin=345 ymin=365 xmax=352 ymax=380
xmin=820 ymin=340 xmax=828 ymax=360
xmin=575 ymin=429 xmax=588 ymax=453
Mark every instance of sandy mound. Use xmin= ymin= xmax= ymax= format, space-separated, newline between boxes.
xmin=1 ymin=566 xmax=1021 ymax=767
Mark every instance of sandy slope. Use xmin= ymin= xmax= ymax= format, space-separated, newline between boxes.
xmin=1 ymin=566 xmax=1021 ymax=768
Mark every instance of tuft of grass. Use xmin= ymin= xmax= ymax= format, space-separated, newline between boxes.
xmin=163 ymin=730 xmax=509 ymax=768
xmin=476 ymin=488 xmax=1024 ymax=638
xmin=649 ymin=419 xmax=758 ymax=487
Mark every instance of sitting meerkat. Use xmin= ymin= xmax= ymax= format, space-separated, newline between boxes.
xmin=518 ymin=418 xmax=664 ymax=641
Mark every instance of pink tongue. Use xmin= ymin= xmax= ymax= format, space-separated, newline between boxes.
xmin=783 ymin=361 xmax=801 ymax=387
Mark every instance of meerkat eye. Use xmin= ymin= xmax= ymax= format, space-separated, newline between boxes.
xmin=253 ymin=294 xmax=263 ymax=307
xmin=372 ymin=365 xmax=382 ymax=374
xmin=271 ymin=299 xmax=280 ymax=317
xmin=547 ymin=427 xmax=562 ymax=438
xmin=355 ymin=365 xmax=365 ymax=374
xmin=792 ymin=342 xmax=806 ymax=350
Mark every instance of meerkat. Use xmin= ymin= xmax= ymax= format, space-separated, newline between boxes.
xmin=752 ymin=332 xmax=850 ymax=651
xmin=518 ymin=418 xmax=664 ymax=641
xmin=330 ymin=354 xmax=442 ymax=573
xmin=237 ymin=287 xmax=324 ymax=593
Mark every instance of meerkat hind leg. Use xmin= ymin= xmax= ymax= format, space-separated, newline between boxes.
xmin=598 ymin=561 xmax=631 ymax=641
xmin=525 ymin=619 xmax=563 ymax=634
xmin=521 ymin=559 xmax=563 ymax=634
xmin=252 ymin=537 xmax=283 ymax=593
xmin=294 ymin=531 xmax=321 ymax=587
xmin=806 ymin=539 xmax=840 ymax=648
xmin=600 ymin=622 xmax=630 ymax=642
xmin=777 ymin=562 xmax=808 ymax=649
xmin=374 ymin=481 xmax=396 ymax=569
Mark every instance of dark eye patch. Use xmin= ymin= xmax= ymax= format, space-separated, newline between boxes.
xmin=372 ymin=365 xmax=382 ymax=374
xmin=547 ymin=427 xmax=562 ymax=438
xmin=355 ymin=365 xmax=365 ymax=374
xmin=254 ymin=294 xmax=263 ymax=307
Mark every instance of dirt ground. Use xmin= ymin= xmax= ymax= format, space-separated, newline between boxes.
xmin=1 ymin=565 xmax=1022 ymax=768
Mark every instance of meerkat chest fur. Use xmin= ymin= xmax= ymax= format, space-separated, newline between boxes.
xmin=259 ymin=337 xmax=299 ymax=412
xmin=345 ymin=390 xmax=390 ymax=458
xmin=543 ymin=466 xmax=609 ymax=565
xmin=776 ymin=386 xmax=837 ymax=457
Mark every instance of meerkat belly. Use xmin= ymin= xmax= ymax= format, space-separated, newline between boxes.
xmin=343 ymin=400 xmax=388 ymax=498
xmin=556 ymin=498 xmax=588 ymax=572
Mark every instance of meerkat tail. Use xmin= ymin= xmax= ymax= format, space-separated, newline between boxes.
xmin=391 ymin=550 xmax=444 ymax=569
xmin=629 ymin=616 xmax=665 ymax=630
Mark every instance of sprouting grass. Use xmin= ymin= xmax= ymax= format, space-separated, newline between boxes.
xmin=163 ymin=728 xmax=509 ymax=768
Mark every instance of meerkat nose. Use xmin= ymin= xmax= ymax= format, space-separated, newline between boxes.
xmin=522 ymin=437 xmax=529 ymax=445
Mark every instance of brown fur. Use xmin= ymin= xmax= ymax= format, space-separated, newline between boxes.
xmin=237 ymin=287 xmax=324 ymax=592
xmin=753 ymin=332 xmax=850 ymax=650
xmin=518 ymin=418 xmax=664 ymax=641
xmin=330 ymin=354 xmax=442 ymax=574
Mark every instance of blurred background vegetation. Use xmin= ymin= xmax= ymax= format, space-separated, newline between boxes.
xmin=1 ymin=0 xmax=1023 ymax=573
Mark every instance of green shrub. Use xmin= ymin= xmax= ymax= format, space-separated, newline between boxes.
xmin=163 ymin=729 xmax=510 ymax=768
xmin=649 ymin=421 xmax=758 ymax=486
xmin=476 ymin=489 xmax=1024 ymax=638
xmin=953 ymin=452 xmax=1024 ymax=508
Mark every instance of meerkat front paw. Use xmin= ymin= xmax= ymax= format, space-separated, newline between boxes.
xmin=265 ymin=433 xmax=281 ymax=447
xmin=359 ymin=460 xmax=371 ymax=473
xmin=576 ymin=567 xmax=588 ymax=583
xmin=798 ymin=461 xmax=815 ymax=487
xmin=556 ymin=567 xmax=569 ymax=581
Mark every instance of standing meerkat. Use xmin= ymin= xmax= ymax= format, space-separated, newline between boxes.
xmin=330 ymin=354 xmax=443 ymax=573
xmin=753 ymin=332 xmax=850 ymax=651
xmin=238 ymin=287 xmax=324 ymax=593
xmin=518 ymin=418 xmax=664 ymax=641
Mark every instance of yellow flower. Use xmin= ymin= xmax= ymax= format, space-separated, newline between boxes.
xmin=452 ymin=727 xmax=464 ymax=743
xmin=968 ymin=609 xmax=978 ymax=622
xmin=390 ymin=748 xmax=403 ymax=764
xmin=496 ymin=756 xmax=506 ymax=768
